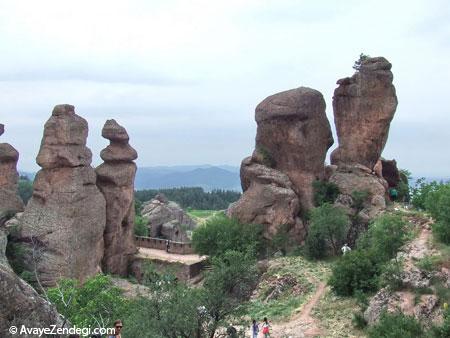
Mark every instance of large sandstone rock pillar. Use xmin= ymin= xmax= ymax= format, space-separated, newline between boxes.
xmin=96 ymin=120 xmax=137 ymax=276
xmin=253 ymin=87 xmax=334 ymax=210
xmin=331 ymin=57 xmax=398 ymax=170
xmin=11 ymin=105 xmax=106 ymax=287
xmin=229 ymin=87 xmax=334 ymax=241
xmin=0 ymin=124 xmax=24 ymax=220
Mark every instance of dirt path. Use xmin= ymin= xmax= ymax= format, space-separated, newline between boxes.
xmin=268 ymin=282 xmax=327 ymax=338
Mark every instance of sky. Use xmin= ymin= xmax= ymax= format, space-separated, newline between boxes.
xmin=0 ymin=0 xmax=449 ymax=177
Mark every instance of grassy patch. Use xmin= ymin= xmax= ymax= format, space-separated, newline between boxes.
xmin=312 ymin=288 xmax=365 ymax=338
xmin=242 ymin=256 xmax=333 ymax=321
xmin=187 ymin=209 xmax=223 ymax=224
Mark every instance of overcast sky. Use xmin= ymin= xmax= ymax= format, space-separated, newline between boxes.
xmin=0 ymin=0 xmax=449 ymax=177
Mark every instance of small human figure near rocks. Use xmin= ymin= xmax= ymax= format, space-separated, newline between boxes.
xmin=107 ymin=319 xmax=123 ymax=338
xmin=166 ymin=239 xmax=170 ymax=253
xmin=341 ymin=243 xmax=351 ymax=255
xmin=262 ymin=317 xmax=271 ymax=337
xmin=251 ymin=319 xmax=259 ymax=338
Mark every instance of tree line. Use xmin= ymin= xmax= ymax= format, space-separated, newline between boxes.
xmin=135 ymin=187 xmax=241 ymax=210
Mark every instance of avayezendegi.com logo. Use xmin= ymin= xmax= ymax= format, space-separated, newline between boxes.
xmin=8 ymin=325 xmax=114 ymax=337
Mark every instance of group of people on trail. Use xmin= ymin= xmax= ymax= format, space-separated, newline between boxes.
xmin=252 ymin=317 xmax=271 ymax=338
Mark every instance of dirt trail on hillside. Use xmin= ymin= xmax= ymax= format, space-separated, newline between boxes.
xmin=268 ymin=282 xmax=327 ymax=338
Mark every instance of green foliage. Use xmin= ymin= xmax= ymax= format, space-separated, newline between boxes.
xmin=255 ymin=145 xmax=276 ymax=168
xmin=123 ymin=251 xmax=257 ymax=338
xmin=425 ymin=183 xmax=450 ymax=244
xmin=429 ymin=308 xmax=450 ymax=338
xmin=192 ymin=214 xmax=263 ymax=258
xmin=397 ymin=169 xmax=411 ymax=202
xmin=411 ymin=178 xmax=440 ymax=210
xmin=367 ymin=312 xmax=424 ymax=338
xmin=352 ymin=312 xmax=367 ymax=329
xmin=329 ymin=214 xmax=409 ymax=296
xmin=353 ymin=53 xmax=370 ymax=71
xmin=359 ymin=214 xmax=408 ymax=262
xmin=329 ymin=250 xmax=380 ymax=296
xmin=18 ymin=175 xmax=33 ymax=204
xmin=134 ymin=215 xmax=149 ymax=237
xmin=47 ymin=275 xmax=128 ymax=328
xmin=305 ymin=204 xmax=349 ymax=258
xmin=312 ymin=180 xmax=340 ymax=207
xmin=379 ymin=260 xmax=404 ymax=291
xmin=270 ymin=224 xmax=293 ymax=256
xmin=135 ymin=187 xmax=241 ymax=210
xmin=351 ymin=190 xmax=370 ymax=211
xmin=5 ymin=240 xmax=34 ymax=283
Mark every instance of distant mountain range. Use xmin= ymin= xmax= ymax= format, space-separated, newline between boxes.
xmin=19 ymin=167 xmax=448 ymax=193
xmin=135 ymin=165 xmax=241 ymax=191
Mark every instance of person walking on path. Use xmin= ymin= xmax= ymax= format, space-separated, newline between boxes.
xmin=341 ymin=243 xmax=351 ymax=255
xmin=251 ymin=319 xmax=259 ymax=338
xmin=261 ymin=317 xmax=271 ymax=338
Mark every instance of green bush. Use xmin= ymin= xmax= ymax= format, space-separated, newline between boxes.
xmin=379 ymin=260 xmax=404 ymax=291
xmin=18 ymin=176 xmax=33 ymax=204
xmin=367 ymin=312 xmax=424 ymax=338
xmin=397 ymin=169 xmax=411 ymax=202
xmin=192 ymin=214 xmax=264 ymax=258
xmin=47 ymin=275 xmax=128 ymax=328
xmin=134 ymin=215 xmax=149 ymax=237
xmin=411 ymin=178 xmax=440 ymax=210
xmin=358 ymin=214 xmax=408 ymax=262
xmin=329 ymin=250 xmax=380 ymax=296
xmin=430 ymin=308 xmax=450 ymax=338
xmin=352 ymin=190 xmax=370 ymax=211
xmin=305 ymin=204 xmax=349 ymax=258
xmin=312 ymin=180 xmax=340 ymax=206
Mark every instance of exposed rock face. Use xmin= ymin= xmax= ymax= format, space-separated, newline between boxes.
xmin=228 ymin=157 xmax=305 ymax=240
xmin=253 ymin=87 xmax=333 ymax=210
xmin=330 ymin=164 xmax=388 ymax=225
xmin=11 ymin=105 xmax=106 ymax=287
xmin=381 ymin=159 xmax=401 ymax=188
xmin=0 ymin=229 xmax=68 ymax=337
xmin=141 ymin=194 xmax=197 ymax=242
xmin=0 ymin=125 xmax=24 ymax=220
xmin=96 ymin=119 xmax=137 ymax=275
xmin=331 ymin=57 xmax=398 ymax=170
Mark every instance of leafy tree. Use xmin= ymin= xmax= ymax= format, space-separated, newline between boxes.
xmin=351 ymin=190 xmax=370 ymax=212
xmin=329 ymin=250 xmax=380 ymax=296
xmin=192 ymin=215 xmax=263 ymax=258
xmin=312 ymin=180 xmax=340 ymax=206
xmin=353 ymin=53 xmax=370 ymax=71
xmin=358 ymin=214 xmax=408 ymax=262
xmin=367 ymin=312 xmax=424 ymax=338
xmin=134 ymin=215 xmax=149 ymax=237
xmin=411 ymin=178 xmax=440 ymax=210
xmin=18 ymin=175 xmax=33 ymax=204
xmin=305 ymin=204 xmax=349 ymax=258
xmin=47 ymin=275 xmax=129 ymax=329
xmin=397 ymin=169 xmax=411 ymax=202
xmin=425 ymin=183 xmax=450 ymax=244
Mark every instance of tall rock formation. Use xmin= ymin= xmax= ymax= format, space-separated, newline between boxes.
xmin=331 ymin=56 xmax=398 ymax=170
xmin=0 ymin=124 xmax=24 ymax=220
xmin=11 ymin=105 xmax=106 ymax=287
xmin=96 ymin=119 xmax=137 ymax=276
xmin=253 ymin=87 xmax=334 ymax=210
xmin=229 ymin=87 xmax=334 ymax=240
xmin=329 ymin=56 xmax=397 ymax=230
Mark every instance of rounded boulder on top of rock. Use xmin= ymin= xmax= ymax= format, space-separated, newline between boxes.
xmin=96 ymin=119 xmax=138 ymax=276
xmin=253 ymin=86 xmax=334 ymax=210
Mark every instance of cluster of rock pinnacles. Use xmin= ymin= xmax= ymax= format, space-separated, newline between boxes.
xmin=1 ymin=105 xmax=138 ymax=289
xmin=228 ymin=56 xmax=399 ymax=242
xmin=0 ymin=56 xmax=400 ymax=328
